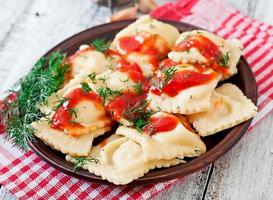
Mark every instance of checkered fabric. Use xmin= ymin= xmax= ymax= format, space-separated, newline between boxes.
xmin=1 ymin=0 xmax=273 ymax=199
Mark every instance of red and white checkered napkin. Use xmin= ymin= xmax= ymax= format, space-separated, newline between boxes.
xmin=1 ymin=0 xmax=273 ymax=199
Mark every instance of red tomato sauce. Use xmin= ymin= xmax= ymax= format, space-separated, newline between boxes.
xmin=160 ymin=59 xmax=178 ymax=71
xmin=106 ymin=92 xmax=146 ymax=122
xmin=143 ymin=114 xmax=179 ymax=135
xmin=51 ymin=88 xmax=102 ymax=134
xmin=117 ymin=59 xmax=150 ymax=93
xmin=151 ymin=70 xmax=217 ymax=97
xmin=173 ymin=35 xmax=229 ymax=75
xmin=0 ymin=92 xmax=17 ymax=134
xmin=117 ymin=33 xmax=169 ymax=71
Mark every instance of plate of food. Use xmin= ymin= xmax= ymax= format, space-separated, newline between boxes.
xmin=1 ymin=15 xmax=258 ymax=185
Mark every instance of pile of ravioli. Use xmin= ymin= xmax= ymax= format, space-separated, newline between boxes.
xmin=32 ymin=16 xmax=257 ymax=185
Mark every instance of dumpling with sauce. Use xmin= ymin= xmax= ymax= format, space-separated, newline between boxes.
xmin=188 ymin=83 xmax=257 ymax=136
xmin=94 ymin=59 xmax=150 ymax=94
xmin=33 ymin=76 xmax=112 ymax=156
xmin=168 ymin=30 xmax=243 ymax=80
xmin=32 ymin=119 xmax=110 ymax=157
xmin=147 ymin=63 xmax=221 ymax=114
xmin=110 ymin=15 xmax=180 ymax=76
xmin=116 ymin=112 xmax=206 ymax=161
xmin=68 ymin=44 xmax=118 ymax=77
xmin=66 ymin=134 xmax=183 ymax=185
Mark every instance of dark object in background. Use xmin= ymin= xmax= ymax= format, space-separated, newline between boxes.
xmin=95 ymin=0 xmax=132 ymax=7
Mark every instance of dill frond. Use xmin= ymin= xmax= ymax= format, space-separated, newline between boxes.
xmin=91 ymin=38 xmax=110 ymax=52
xmin=88 ymin=72 xmax=97 ymax=84
xmin=1 ymin=51 xmax=68 ymax=150
xmin=72 ymin=157 xmax=99 ymax=172
xmin=163 ymin=66 xmax=178 ymax=86
xmin=96 ymin=87 xmax=122 ymax=104
xmin=219 ymin=52 xmax=230 ymax=67
xmin=133 ymin=82 xmax=143 ymax=95
xmin=81 ymin=82 xmax=92 ymax=93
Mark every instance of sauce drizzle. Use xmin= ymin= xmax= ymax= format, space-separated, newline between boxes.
xmin=151 ymin=70 xmax=217 ymax=97
xmin=173 ymin=35 xmax=229 ymax=75
xmin=51 ymin=88 xmax=103 ymax=135
xmin=143 ymin=114 xmax=179 ymax=135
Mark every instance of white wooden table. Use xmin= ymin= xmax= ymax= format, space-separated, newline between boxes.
xmin=0 ymin=0 xmax=272 ymax=199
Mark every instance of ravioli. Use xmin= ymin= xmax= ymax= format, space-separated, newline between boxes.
xmin=66 ymin=134 xmax=182 ymax=185
xmin=116 ymin=112 xmax=206 ymax=161
xmin=111 ymin=15 xmax=179 ymax=51
xmin=89 ymin=57 xmax=150 ymax=95
xmin=39 ymin=75 xmax=112 ymax=137
xmin=32 ymin=119 xmax=110 ymax=156
xmin=168 ymin=30 xmax=242 ymax=80
xmin=188 ymin=83 xmax=257 ymax=136
xmin=148 ymin=65 xmax=220 ymax=114
xmin=68 ymin=44 xmax=115 ymax=77
xmin=110 ymin=15 xmax=180 ymax=76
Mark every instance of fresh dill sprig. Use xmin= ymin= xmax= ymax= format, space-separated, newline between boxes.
xmin=1 ymin=51 xmax=68 ymax=150
xmin=126 ymin=99 xmax=150 ymax=115
xmin=96 ymin=87 xmax=122 ymax=104
xmin=163 ymin=66 xmax=178 ymax=86
xmin=120 ymin=77 xmax=129 ymax=83
xmin=53 ymin=97 xmax=70 ymax=111
xmin=97 ymin=76 xmax=109 ymax=84
xmin=134 ymin=118 xmax=148 ymax=133
xmin=91 ymin=38 xmax=110 ymax=52
xmin=123 ymin=99 xmax=160 ymax=133
xmin=219 ymin=52 xmax=230 ymax=67
xmin=133 ymin=82 xmax=143 ymax=95
xmin=88 ymin=72 xmax=97 ymax=84
xmin=81 ymin=82 xmax=92 ymax=93
xmin=69 ymin=107 xmax=78 ymax=118
xmin=72 ymin=157 xmax=99 ymax=172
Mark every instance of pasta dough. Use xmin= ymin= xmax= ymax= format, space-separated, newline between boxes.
xmin=32 ymin=119 xmax=110 ymax=156
xmin=66 ymin=134 xmax=183 ymax=185
xmin=39 ymin=74 xmax=111 ymax=137
xmin=111 ymin=15 xmax=180 ymax=51
xmin=188 ymin=83 xmax=257 ymax=136
xmin=116 ymin=112 xmax=206 ymax=161
xmin=69 ymin=44 xmax=114 ymax=77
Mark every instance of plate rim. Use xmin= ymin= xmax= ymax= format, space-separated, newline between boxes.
xmin=28 ymin=19 xmax=258 ymax=185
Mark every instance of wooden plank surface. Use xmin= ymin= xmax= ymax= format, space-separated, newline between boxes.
xmin=0 ymin=0 xmax=273 ymax=199
xmin=205 ymin=114 xmax=273 ymax=200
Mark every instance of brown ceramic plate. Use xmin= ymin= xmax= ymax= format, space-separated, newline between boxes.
xmin=28 ymin=19 xmax=258 ymax=185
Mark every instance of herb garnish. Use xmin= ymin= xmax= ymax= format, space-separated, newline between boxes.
xmin=91 ymin=38 xmax=110 ymax=52
xmin=133 ymin=82 xmax=143 ymax=95
xmin=72 ymin=157 xmax=99 ymax=172
xmin=97 ymin=76 xmax=109 ymax=84
xmin=81 ymin=82 xmax=92 ymax=93
xmin=123 ymin=99 xmax=160 ymax=133
xmin=120 ymin=77 xmax=129 ymax=83
xmin=0 ymin=51 xmax=68 ymax=150
xmin=96 ymin=87 xmax=122 ymax=104
xmin=69 ymin=107 xmax=78 ymax=118
xmin=219 ymin=52 xmax=229 ymax=67
xmin=53 ymin=97 xmax=70 ymax=111
xmin=134 ymin=118 xmax=148 ymax=132
xmin=163 ymin=66 xmax=178 ymax=85
xmin=88 ymin=72 xmax=97 ymax=84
